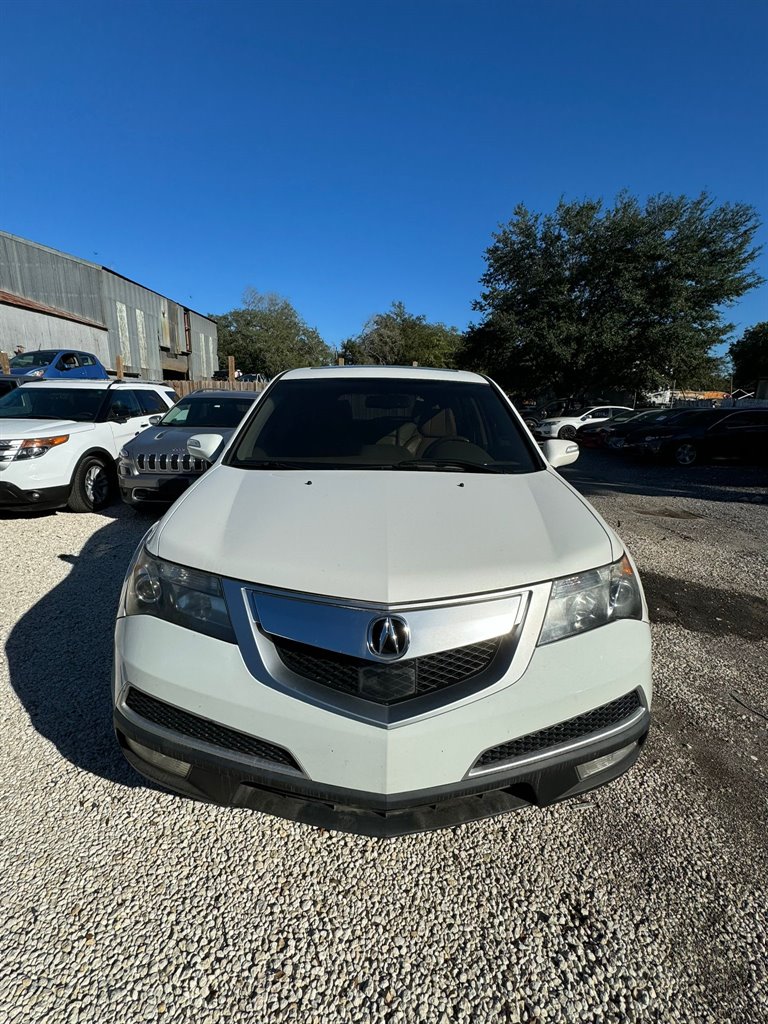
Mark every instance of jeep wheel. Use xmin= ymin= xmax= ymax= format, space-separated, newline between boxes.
xmin=558 ymin=425 xmax=577 ymax=440
xmin=68 ymin=456 xmax=113 ymax=512
xmin=673 ymin=442 xmax=698 ymax=467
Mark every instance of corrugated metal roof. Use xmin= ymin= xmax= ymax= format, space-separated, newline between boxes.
xmin=0 ymin=289 xmax=106 ymax=329
xmin=0 ymin=230 xmax=216 ymax=324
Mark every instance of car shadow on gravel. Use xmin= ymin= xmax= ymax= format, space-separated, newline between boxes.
xmin=6 ymin=505 xmax=160 ymax=788
xmin=562 ymin=450 xmax=768 ymax=505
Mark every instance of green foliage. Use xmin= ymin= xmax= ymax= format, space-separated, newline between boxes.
xmin=729 ymin=322 xmax=768 ymax=390
xmin=212 ymin=289 xmax=332 ymax=377
xmin=459 ymin=193 xmax=763 ymax=395
xmin=339 ymin=302 xmax=461 ymax=368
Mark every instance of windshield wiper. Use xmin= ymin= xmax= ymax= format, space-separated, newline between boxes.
xmin=238 ymin=459 xmax=314 ymax=470
xmin=394 ymin=459 xmax=501 ymax=474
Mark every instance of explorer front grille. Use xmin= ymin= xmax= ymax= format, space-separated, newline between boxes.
xmin=125 ymin=687 xmax=302 ymax=771
xmin=271 ymin=636 xmax=501 ymax=705
xmin=474 ymin=690 xmax=643 ymax=769
xmin=135 ymin=452 xmax=207 ymax=474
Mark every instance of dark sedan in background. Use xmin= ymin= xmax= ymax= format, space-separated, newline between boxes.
xmin=622 ymin=408 xmax=768 ymax=466
xmin=118 ymin=390 xmax=260 ymax=506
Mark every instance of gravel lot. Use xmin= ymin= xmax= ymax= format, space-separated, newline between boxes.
xmin=1 ymin=451 xmax=766 ymax=1024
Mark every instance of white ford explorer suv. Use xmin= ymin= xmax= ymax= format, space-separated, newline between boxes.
xmin=113 ymin=367 xmax=652 ymax=836
xmin=0 ymin=380 xmax=177 ymax=513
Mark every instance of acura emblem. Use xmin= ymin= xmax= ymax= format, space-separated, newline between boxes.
xmin=367 ymin=615 xmax=410 ymax=660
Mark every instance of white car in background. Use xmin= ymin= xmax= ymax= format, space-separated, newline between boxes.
xmin=113 ymin=367 xmax=652 ymax=837
xmin=536 ymin=405 xmax=634 ymax=441
xmin=0 ymin=380 xmax=177 ymax=512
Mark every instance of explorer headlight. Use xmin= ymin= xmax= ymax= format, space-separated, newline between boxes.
xmin=124 ymin=546 xmax=235 ymax=643
xmin=538 ymin=554 xmax=642 ymax=645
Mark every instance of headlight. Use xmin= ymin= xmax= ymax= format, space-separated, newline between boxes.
xmin=124 ymin=546 xmax=235 ymax=643
xmin=538 ymin=554 xmax=642 ymax=645
xmin=26 ymin=368 xmax=46 ymax=378
xmin=8 ymin=435 xmax=70 ymax=461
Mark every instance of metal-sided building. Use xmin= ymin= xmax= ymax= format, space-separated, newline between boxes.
xmin=0 ymin=231 xmax=218 ymax=379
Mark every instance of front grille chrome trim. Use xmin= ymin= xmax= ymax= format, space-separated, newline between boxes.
xmin=466 ymin=691 xmax=647 ymax=778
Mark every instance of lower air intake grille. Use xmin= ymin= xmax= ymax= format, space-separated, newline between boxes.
xmin=272 ymin=636 xmax=501 ymax=705
xmin=475 ymin=691 xmax=643 ymax=768
xmin=125 ymin=688 xmax=302 ymax=771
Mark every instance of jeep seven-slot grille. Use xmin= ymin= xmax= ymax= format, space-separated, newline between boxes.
xmin=135 ymin=452 xmax=207 ymax=474
xmin=271 ymin=636 xmax=501 ymax=705
xmin=475 ymin=691 xmax=643 ymax=768
xmin=125 ymin=688 xmax=302 ymax=771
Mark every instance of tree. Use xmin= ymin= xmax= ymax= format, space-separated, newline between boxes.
xmin=212 ymin=289 xmax=332 ymax=377
xmin=729 ymin=322 xmax=768 ymax=391
xmin=339 ymin=302 xmax=461 ymax=368
xmin=458 ymin=193 xmax=763 ymax=396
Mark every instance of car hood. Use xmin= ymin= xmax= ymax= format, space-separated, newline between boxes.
xmin=0 ymin=417 xmax=90 ymax=436
xmin=152 ymin=466 xmax=616 ymax=604
xmin=125 ymin=425 xmax=236 ymax=454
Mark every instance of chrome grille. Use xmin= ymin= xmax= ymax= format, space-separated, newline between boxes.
xmin=474 ymin=691 xmax=643 ymax=769
xmin=125 ymin=688 xmax=302 ymax=771
xmin=135 ymin=452 xmax=207 ymax=474
xmin=271 ymin=636 xmax=501 ymax=706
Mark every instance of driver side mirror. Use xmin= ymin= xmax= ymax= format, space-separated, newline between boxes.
xmin=148 ymin=415 xmax=162 ymax=425
xmin=540 ymin=439 xmax=579 ymax=468
xmin=187 ymin=433 xmax=224 ymax=463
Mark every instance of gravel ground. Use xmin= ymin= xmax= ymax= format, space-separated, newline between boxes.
xmin=1 ymin=452 xmax=766 ymax=1024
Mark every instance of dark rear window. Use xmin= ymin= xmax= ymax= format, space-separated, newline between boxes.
xmin=0 ymin=386 xmax=105 ymax=421
xmin=227 ymin=377 xmax=542 ymax=473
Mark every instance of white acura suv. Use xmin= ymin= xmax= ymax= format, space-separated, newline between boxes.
xmin=113 ymin=367 xmax=652 ymax=836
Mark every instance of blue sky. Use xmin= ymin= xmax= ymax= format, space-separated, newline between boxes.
xmin=2 ymin=0 xmax=766 ymax=350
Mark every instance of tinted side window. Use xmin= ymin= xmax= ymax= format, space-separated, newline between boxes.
xmin=107 ymin=390 xmax=142 ymax=419
xmin=138 ymin=390 xmax=170 ymax=414
xmin=79 ymin=353 xmax=97 ymax=366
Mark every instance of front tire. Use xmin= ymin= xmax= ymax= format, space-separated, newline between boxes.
xmin=68 ymin=456 xmax=113 ymax=512
xmin=673 ymin=442 xmax=698 ymax=467
xmin=558 ymin=425 xmax=577 ymax=440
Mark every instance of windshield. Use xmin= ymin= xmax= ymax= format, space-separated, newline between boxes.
xmin=160 ymin=395 xmax=256 ymax=428
xmin=9 ymin=350 xmax=57 ymax=369
xmin=228 ymin=378 xmax=542 ymax=473
xmin=0 ymin=386 xmax=105 ymax=421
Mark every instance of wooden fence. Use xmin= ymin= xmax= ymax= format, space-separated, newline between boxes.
xmin=166 ymin=379 xmax=267 ymax=399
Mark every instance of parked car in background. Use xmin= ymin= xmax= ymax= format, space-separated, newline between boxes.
xmin=578 ymin=409 xmax=675 ymax=449
xmin=113 ymin=366 xmax=651 ymax=837
xmin=516 ymin=398 xmax=587 ymax=432
xmin=622 ymin=408 xmax=768 ymax=465
xmin=601 ymin=410 xmax=687 ymax=450
xmin=536 ymin=406 xmax=634 ymax=441
xmin=118 ymin=389 xmax=260 ymax=507
xmin=0 ymin=380 xmax=176 ymax=512
xmin=8 ymin=349 xmax=110 ymax=380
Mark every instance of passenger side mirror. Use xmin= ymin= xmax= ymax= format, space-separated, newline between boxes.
xmin=187 ymin=433 xmax=224 ymax=463
xmin=540 ymin=439 xmax=579 ymax=468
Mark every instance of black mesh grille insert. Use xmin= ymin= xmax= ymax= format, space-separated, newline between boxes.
xmin=475 ymin=691 xmax=643 ymax=768
xmin=272 ymin=636 xmax=501 ymax=705
xmin=125 ymin=688 xmax=301 ymax=771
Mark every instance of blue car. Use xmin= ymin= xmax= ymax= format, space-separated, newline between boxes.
xmin=8 ymin=348 xmax=110 ymax=380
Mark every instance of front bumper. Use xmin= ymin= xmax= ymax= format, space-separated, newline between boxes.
xmin=0 ymin=481 xmax=70 ymax=511
xmin=114 ymin=691 xmax=649 ymax=836
xmin=119 ymin=474 xmax=194 ymax=504
xmin=113 ymin=613 xmax=652 ymax=836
